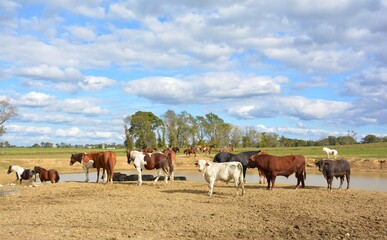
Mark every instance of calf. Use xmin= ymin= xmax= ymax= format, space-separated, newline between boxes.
xmin=195 ymin=160 xmax=244 ymax=196
xmin=315 ymin=159 xmax=350 ymax=191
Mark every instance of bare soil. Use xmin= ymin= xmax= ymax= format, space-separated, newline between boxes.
xmin=0 ymin=156 xmax=386 ymax=239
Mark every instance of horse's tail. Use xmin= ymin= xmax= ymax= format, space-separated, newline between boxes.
xmin=55 ymin=171 xmax=60 ymax=183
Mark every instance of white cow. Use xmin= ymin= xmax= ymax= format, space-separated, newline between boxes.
xmin=195 ymin=159 xmax=245 ymax=196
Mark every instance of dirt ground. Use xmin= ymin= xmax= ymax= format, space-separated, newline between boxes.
xmin=0 ymin=156 xmax=386 ymax=239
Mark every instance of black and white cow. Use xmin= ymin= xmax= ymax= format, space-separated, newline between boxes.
xmin=315 ymin=160 xmax=350 ymax=191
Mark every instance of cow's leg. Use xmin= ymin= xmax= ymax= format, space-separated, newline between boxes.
xmin=208 ymin=178 xmax=215 ymax=196
xmin=243 ymin=167 xmax=247 ymax=183
xmin=339 ymin=176 xmax=344 ymax=190
xmin=162 ymin=168 xmax=169 ymax=184
xmin=346 ymin=173 xmax=350 ymax=190
xmin=271 ymin=177 xmax=276 ymax=190
xmin=266 ymin=178 xmax=271 ymax=190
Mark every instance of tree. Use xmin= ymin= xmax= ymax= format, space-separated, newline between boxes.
xmin=362 ymin=134 xmax=378 ymax=144
xmin=0 ymin=100 xmax=17 ymax=137
xmin=123 ymin=111 xmax=163 ymax=149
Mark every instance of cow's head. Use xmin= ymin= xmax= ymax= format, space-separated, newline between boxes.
xmin=315 ymin=160 xmax=324 ymax=171
xmin=195 ymin=160 xmax=209 ymax=172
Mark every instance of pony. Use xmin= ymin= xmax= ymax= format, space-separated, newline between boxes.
xmin=127 ymin=152 xmax=171 ymax=186
xmin=142 ymin=147 xmax=156 ymax=153
xmin=70 ymin=153 xmax=95 ymax=182
xmin=7 ymin=165 xmax=35 ymax=184
xmin=162 ymin=148 xmax=177 ymax=181
xmin=183 ymin=148 xmax=196 ymax=157
xmin=219 ymin=147 xmax=234 ymax=153
xmin=82 ymin=151 xmax=116 ymax=184
xmin=198 ymin=144 xmax=215 ymax=155
xmin=34 ymin=166 xmax=60 ymax=183
xmin=323 ymin=147 xmax=338 ymax=159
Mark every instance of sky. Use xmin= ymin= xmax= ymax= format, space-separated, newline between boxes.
xmin=0 ymin=0 xmax=386 ymax=146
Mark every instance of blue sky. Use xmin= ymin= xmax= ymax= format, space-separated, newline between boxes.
xmin=0 ymin=0 xmax=386 ymax=146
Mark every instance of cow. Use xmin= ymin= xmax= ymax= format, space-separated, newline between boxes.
xmin=315 ymin=159 xmax=350 ymax=191
xmin=247 ymin=154 xmax=306 ymax=190
xmin=195 ymin=159 xmax=244 ymax=196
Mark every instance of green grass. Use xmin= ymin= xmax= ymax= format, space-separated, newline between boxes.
xmin=0 ymin=142 xmax=385 ymax=160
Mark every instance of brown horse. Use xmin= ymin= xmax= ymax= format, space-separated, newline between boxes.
xmin=162 ymin=148 xmax=177 ymax=181
xmin=184 ymin=148 xmax=196 ymax=157
xmin=81 ymin=151 xmax=116 ymax=184
xmin=34 ymin=166 xmax=60 ymax=183
xmin=70 ymin=153 xmax=94 ymax=182
xmin=199 ymin=144 xmax=215 ymax=155
xmin=142 ymin=147 xmax=156 ymax=153
xmin=219 ymin=147 xmax=234 ymax=153
xmin=131 ymin=152 xmax=171 ymax=185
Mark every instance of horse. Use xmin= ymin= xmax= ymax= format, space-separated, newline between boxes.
xmin=7 ymin=165 xmax=36 ymax=184
xmin=198 ymin=145 xmax=215 ymax=155
xmin=70 ymin=153 xmax=95 ymax=182
xmin=162 ymin=148 xmax=177 ymax=180
xmin=142 ymin=147 xmax=156 ymax=153
xmin=213 ymin=150 xmax=261 ymax=182
xmin=82 ymin=151 xmax=116 ymax=184
xmin=183 ymin=148 xmax=196 ymax=157
xmin=34 ymin=166 xmax=60 ymax=183
xmin=219 ymin=147 xmax=234 ymax=153
xmin=171 ymin=146 xmax=179 ymax=153
xmin=128 ymin=152 xmax=171 ymax=185
xmin=323 ymin=147 xmax=338 ymax=159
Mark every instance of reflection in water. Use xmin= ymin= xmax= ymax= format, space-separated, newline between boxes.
xmin=61 ymin=169 xmax=387 ymax=192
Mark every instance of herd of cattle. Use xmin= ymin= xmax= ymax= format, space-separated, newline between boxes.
xmin=6 ymin=147 xmax=351 ymax=196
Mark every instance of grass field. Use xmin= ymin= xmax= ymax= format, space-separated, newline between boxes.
xmin=0 ymin=142 xmax=385 ymax=160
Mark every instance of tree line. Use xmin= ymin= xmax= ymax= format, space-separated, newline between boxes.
xmin=123 ymin=110 xmax=387 ymax=150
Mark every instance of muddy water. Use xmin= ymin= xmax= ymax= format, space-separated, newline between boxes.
xmin=60 ymin=169 xmax=387 ymax=192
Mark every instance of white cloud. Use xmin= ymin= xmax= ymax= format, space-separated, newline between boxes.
xmin=11 ymin=91 xmax=56 ymax=107
xmin=6 ymin=124 xmax=52 ymax=134
xmin=228 ymin=96 xmax=352 ymax=121
xmin=79 ymin=76 xmax=115 ymax=91
xmin=124 ymin=73 xmax=284 ymax=104
xmin=60 ymin=99 xmax=109 ymax=115
xmin=65 ymin=25 xmax=96 ymax=41
xmin=17 ymin=65 xmax=82 ymax=82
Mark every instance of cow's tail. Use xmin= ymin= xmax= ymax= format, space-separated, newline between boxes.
xmin=238 ymin=163 xmax=244 ymax=186
xmin=303 ymin=168 xmax=306 ymax=181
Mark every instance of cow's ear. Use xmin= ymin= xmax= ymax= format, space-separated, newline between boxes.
xmin=195 ymin=162 xmax=198 ymax=166
xmin=323 ymin=162 xmax=329 ymax=166
xmin=205 ymin=162 xmax=210 ymax=166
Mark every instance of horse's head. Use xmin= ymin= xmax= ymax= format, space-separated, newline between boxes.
xmin=34 ymin=166 xmax=41 ymax=173
xmin=126 ymin=150 xmax=131 ymax=164
xmin=7 ymin=165 xmax=13 ymax=174
xmin=70 ymin=153 xmax=82 ymax=166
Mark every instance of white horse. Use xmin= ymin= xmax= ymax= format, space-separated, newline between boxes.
xmin=323 ymin=147 xmax=338 ymax=159
xmin=7 ymin=165 xmax=36 ymax=184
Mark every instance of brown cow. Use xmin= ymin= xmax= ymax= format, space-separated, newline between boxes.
xmin=247 ymin=154 xmax=306 ymax=190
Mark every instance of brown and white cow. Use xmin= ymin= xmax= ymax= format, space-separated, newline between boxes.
xmin=195 ymin=160 xmax=244 ymax=196
xmin=248 ymin=154 xmax=306 ymax=190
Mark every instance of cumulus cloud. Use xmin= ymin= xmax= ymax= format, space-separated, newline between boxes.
xmin=17 ymin=65 xmax=83 ymax=82
xmin=79 ymin=76 xmax=116 ymax=91
xmin=123 ymin=73 xmax=284 ymax=104
xmin=11 ymin=91 xmax=56 ymax=107
xmin=227 ymin=96 xmax=352 ymax=121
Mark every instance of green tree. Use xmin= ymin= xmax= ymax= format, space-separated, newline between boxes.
xmin=362 ymin=134 xmax=378 ymax=144
xmin=123 ymin=111 xmax=163 ymax=149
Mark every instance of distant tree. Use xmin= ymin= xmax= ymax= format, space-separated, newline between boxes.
xmin=0 ymin=100 xmax=17 ymax=137
xmin=362 ymin=134 xmax=378 ymax=144
xmin=123 ymin=111 xmax=163 ymax=149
